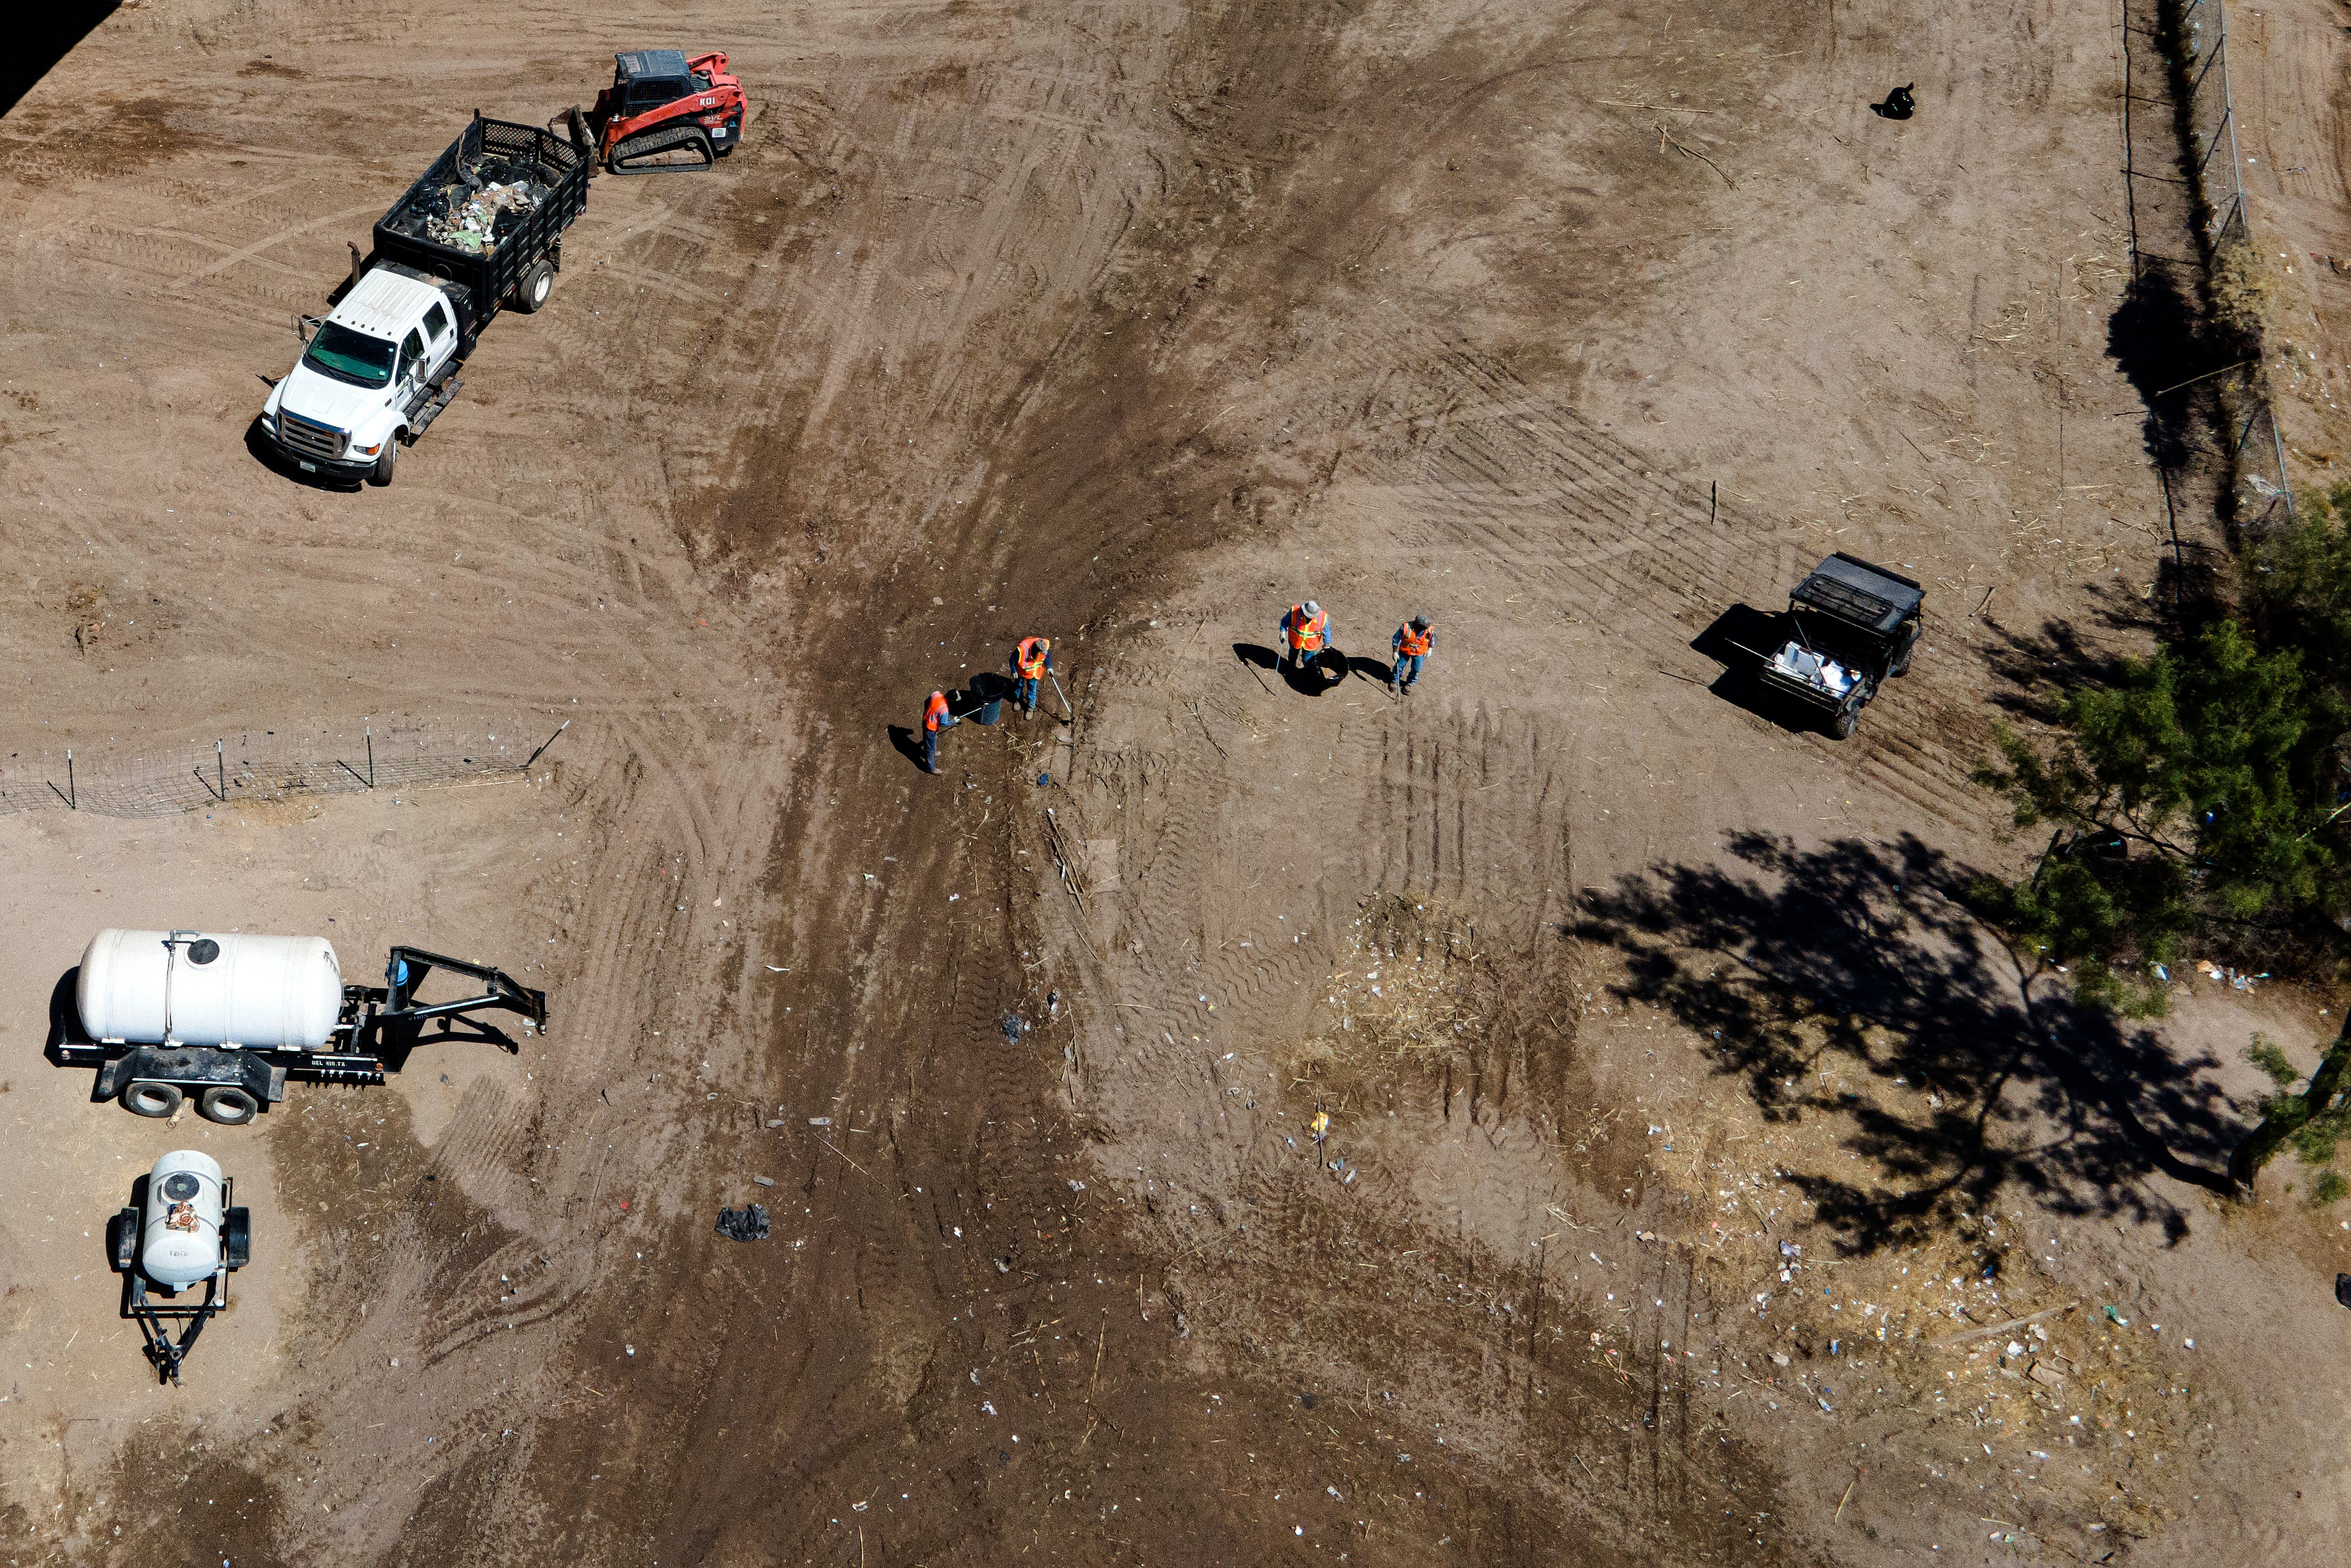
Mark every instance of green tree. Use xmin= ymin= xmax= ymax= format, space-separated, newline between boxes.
xmin=1975 ymin=488 xmax=2351 ymax=1195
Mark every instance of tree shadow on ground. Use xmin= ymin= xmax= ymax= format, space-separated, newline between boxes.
xmin=1574 ymin=831 xmax=2237 ymax=1256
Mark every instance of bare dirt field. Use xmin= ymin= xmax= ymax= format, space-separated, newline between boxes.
xmin=4 ymin=0 xmax=2350 ymax=1565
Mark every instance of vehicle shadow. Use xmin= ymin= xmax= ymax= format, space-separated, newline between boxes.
xmin=1573 ymin=831 xmax=2237 ymax=1256
xmin=373 ymin=1011 xmax=521 ymax=1072
xmin=243 ymin=418 xmax=363 ymax=492
xmin=1689 ymin=605 xmax=1831 ymax=737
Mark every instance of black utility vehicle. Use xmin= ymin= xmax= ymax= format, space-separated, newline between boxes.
xmin=1753 ymin=552 xmax=1924 ymax=739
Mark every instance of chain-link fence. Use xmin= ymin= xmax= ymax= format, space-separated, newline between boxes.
xmin=0 ymin=714 xmax=571 ymax=820
xmin=2175 ymin=0 xmax=2296 ymax=528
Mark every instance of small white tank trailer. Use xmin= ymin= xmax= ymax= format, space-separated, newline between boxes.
xmin=106 ymin=1149 xmax=251 ymax=1383
xmin=56 ymin=929 xmax=549 ymax=1122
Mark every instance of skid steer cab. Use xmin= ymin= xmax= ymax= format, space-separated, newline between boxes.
xmin=107 ymin=1150 xmax=251 ymax=1384
xmin=585 ymin=49 xmax=746 ymax=174
xmin=54 ymin=929 xmax=550 ymax=1122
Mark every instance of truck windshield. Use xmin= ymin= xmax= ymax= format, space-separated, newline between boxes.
xmin=302 ymin=322 xmax=397 ymax=388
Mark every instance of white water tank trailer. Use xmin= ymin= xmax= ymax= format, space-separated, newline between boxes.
xmin=78 ymin=929 xmax=344 ymax=1050
xmin=56 ymin=930 xmax=549 ymax=1122
xmin=107 ymin=1149 xmax=250 ymax=1383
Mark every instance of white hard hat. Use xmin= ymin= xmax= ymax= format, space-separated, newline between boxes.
xmin=1304 ymin=600 xmax=1321 ymax=614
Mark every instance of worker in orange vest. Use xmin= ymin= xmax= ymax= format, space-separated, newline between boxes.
xmin=1391 ymin=615 xmax=1434 ymax=692
xmin=922 ymin=689 xmax=956 ymax=774
xmin=1278 ymin=600 xmax=1329 ymax=674
xmin=1010 ymin=635 xmax=1053 ymax=715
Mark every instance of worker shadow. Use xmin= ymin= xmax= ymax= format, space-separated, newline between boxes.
xmin=1234 ymin=642 xmax=1346 ymax=696
xmin=885 ymin=724 xmax=930 ymax=773
xmin=1574 ymin=831 xmax=2235 ymax=1259
xmin=1688 ymin=606 xmax=1833 ymax=737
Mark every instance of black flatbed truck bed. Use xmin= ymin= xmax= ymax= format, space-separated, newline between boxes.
xmin=366 ymin=112 xmax=592 ymax=348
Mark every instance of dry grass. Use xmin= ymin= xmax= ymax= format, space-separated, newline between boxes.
xmin=2210 ymin=237 xmax=2279 ymax=351
xmin=1285 ymin=895 xmax=1497 ymax=1093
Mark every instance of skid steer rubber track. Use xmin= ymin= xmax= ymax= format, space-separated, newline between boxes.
xmin=608 ymin=124 xmax=715 ymax=176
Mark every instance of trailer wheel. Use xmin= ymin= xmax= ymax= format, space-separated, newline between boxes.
xmin=108 ymin=1208 xmax=140 ymax=1272
xmin=199 ymin=1086 xmax=261 ymax=1125
xmin=1830 ymin=705 xmax=1859 ymax=740
xmin=123 ymin=1081 xmax=184 ymax=1119
xmin=515 ymin=259 xmax=555 ymax=314
xmin=368 ymin=439 xmax=398 ymax=487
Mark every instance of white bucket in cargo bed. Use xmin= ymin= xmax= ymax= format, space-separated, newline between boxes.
xmin=77 ymin=929 xmax=342 ymax=1049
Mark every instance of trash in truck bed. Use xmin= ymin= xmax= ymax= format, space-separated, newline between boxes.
xmin=383 ymin=154 xmax=558 ymax=257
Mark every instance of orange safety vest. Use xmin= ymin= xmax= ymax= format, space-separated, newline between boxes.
xmin=1016 ymin=637 xmax=1049 ymax=678
xmin=924 ymin=692 xmax=951 ymax=732
xmin=1284 ymin=607 xmax=1328 ymax=652
xmin=1396 ymin=624 xmax=1432 ymax=656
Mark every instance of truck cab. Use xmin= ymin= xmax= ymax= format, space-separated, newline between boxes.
xmin=261 ymin=264 xmax=466 ymax=486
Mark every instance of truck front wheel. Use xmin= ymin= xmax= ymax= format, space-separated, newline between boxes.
xmin=124 ymin=1081 xmax=184 ymax=1118
xmin=368 ymin=439 xmax=398 ymax=487
xmin=516 ymin=259 xmax=555 ymax=314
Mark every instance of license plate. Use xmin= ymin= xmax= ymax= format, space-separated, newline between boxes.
xmin=298 ymin=460 xmax=317 ymax=472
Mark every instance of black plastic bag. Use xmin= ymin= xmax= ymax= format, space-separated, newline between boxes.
xmin=715 ymin=1203 xmax=770 ymax=1242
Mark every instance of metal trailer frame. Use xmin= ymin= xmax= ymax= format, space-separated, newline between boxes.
xmin=107 ymin=1177 xmax=251 ymax=1385
xmin=54 ymin=945 xmax=549 ymax=1121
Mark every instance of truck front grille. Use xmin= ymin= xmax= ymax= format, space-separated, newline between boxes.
xmin=278 ymin=411 xmax=345 ymax=460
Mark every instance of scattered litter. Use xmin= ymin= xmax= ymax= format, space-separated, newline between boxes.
xmin=714 ymin=1203 xmax=770 ymax=1242
xmin=751 ymin=1176 xmax=775 ymax=1188
xmin=808 ymin=1116 xmax=832 ymax=1127
xmin=1037 ymin=772 xmax=1052 ymax=786
xmin=1002 ymin=1014 xmax=1030 ymax=1042
xmin=2103 ymin=1305 xmax=2130 ymax=1326
xmin=766 ymin=1119 xmax=788 ymax=1128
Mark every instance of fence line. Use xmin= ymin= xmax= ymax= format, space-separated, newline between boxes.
xmin=0 ymin=714 xmax=569 ymax=821
xmin=2177 ymin=0 xmax=2295 ymax=527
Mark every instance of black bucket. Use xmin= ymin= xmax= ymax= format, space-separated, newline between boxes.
xmin=974 ymin=698 xmax=1004 ymax=725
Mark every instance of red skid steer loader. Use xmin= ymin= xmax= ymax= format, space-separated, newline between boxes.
xmin=566 ymin=49 xmax=746 ymax=176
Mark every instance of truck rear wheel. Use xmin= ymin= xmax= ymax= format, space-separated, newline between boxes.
xmin=368 ymin=439 xmax=398 ymax=487
xmin=1889 ymin=622 xmax=1920 ymax=677
xmin=1830 ymin=705 xmax=1859 ymax=740
xmin=124 ymin=1081 xmax=184 ymax=1118
xmin=515 ymin=259 xmax=555 ymax=314
xmin=199 ymin=1086 xmax=261 ymax=1125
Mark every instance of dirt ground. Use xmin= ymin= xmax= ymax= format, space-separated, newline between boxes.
xmin=4 ymin=0 xmax=2350 ymax=1564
